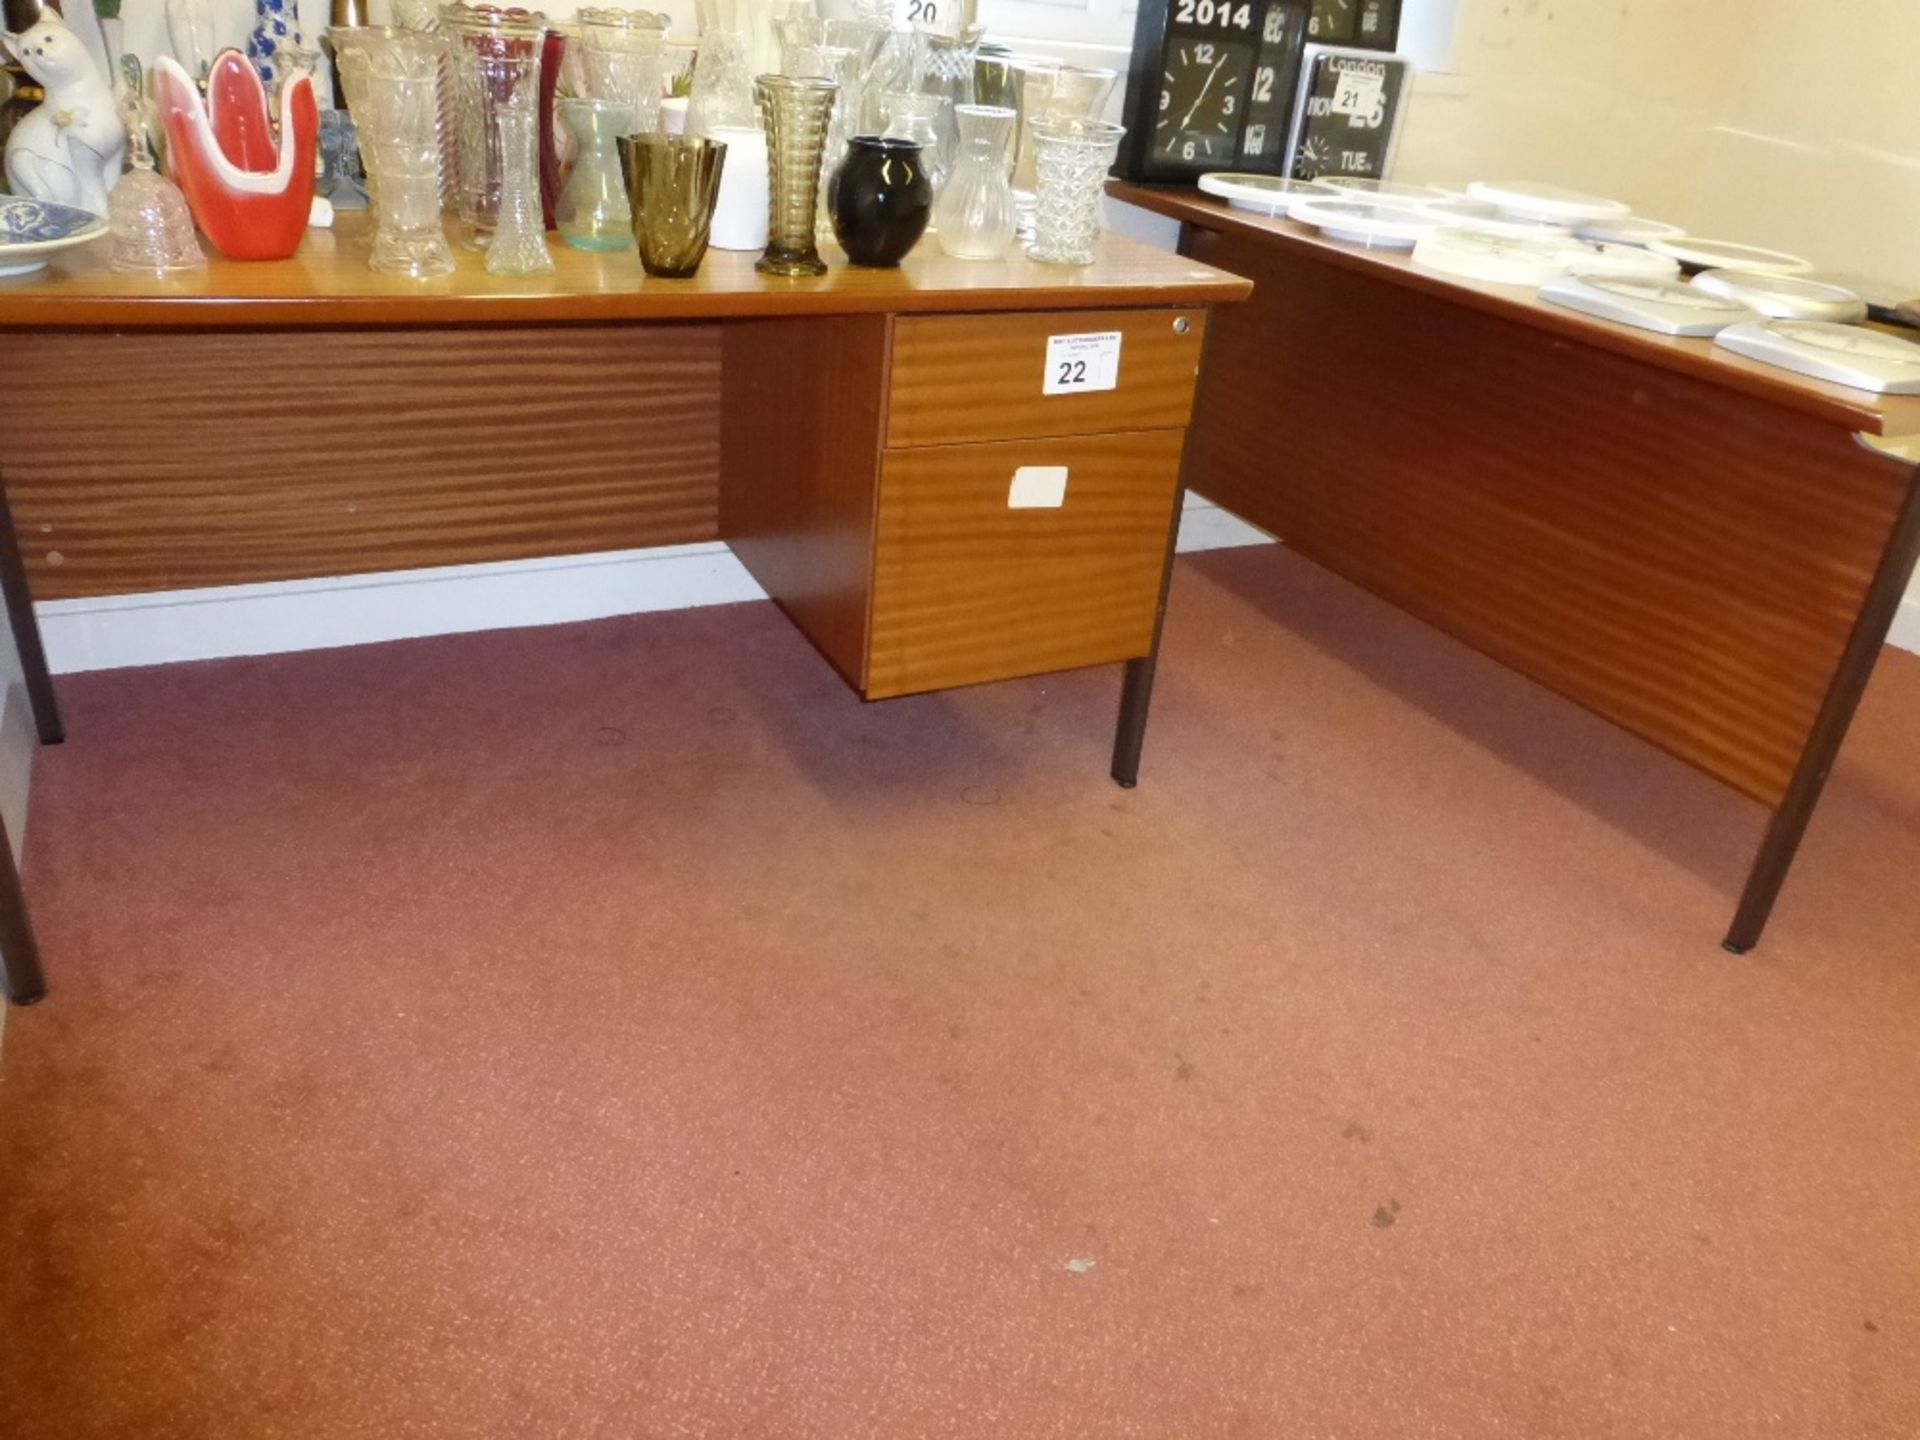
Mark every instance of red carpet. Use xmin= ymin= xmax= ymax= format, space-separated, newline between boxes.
xmin=2 ymin=546 xmax=1917 ymax=1439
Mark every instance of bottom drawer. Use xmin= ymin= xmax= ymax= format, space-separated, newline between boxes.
xmin=866 ymin=430 xmax=1186 ymax=699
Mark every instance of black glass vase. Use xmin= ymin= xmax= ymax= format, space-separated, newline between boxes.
xmin=827 ymin=136 xmax=934 ymax=268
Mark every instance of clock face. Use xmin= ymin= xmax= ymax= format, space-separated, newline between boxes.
xmin=1309 ymin=0 xmax=1354 ymax=41
xmin=1309 ymin=0 xmax=1398 ymax=47
xmin=1154 ymin=38 xmax=1255 ymax=165
xmin=1287 ymin=49 xmax=1409 ymax=180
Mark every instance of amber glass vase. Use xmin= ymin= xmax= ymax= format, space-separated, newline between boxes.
xmin=752 ymin=73 xmax=837 ymax=277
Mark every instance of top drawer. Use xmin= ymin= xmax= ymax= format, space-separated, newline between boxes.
xmin=886 ymin=307 xmax=1206 ymax=448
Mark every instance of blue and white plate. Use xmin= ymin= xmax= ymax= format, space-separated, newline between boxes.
xmin=0 ymin=196 xmax=109 ymax=278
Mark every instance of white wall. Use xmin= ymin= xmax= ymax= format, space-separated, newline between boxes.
xmin=1388 ymin=0 xmax=1920 ymax=648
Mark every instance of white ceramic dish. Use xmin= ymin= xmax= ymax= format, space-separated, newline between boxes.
xmin=0 ymin=195 xmax=108 ymax=277
xmin=1287 ymin=197 xmax=1441 ymax=250
xmin=1412 ymin=229 xmax=1572 ymax=286
xmin=1574 ymin=215 xmax=1686 ymax=247
xmin=1560 ymin=240 xmax=1682 ymax=281
xmin=1647 ymin=237 xmax=1814 ymax=277
xmin=1714 ymin=321 xmax=1920 ymax=393
xmin=1195 ymin=172 xmax=1342 ymax=215
xmin=1465 ymin=180 xmax=1632 ymax=225
xmin=1689 ymin=270 xmax=1868 ymax=324
xmin=1315 ymin=177 xmax=1448 ymax=204
xmin=1416 ymin=203 xmax=1571 ymax=241
xmin=1538 ymin=274 xmax=1757 ymax=336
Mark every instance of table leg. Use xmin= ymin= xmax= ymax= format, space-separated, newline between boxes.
xmin=1725 ymin=462 xmax=1920 ymax=954
xmin=0 ymin=808 xmax=45 ymax=1005
xmin=0 ymin=473 xmax=63 ymax=745
xmin=1111 ymin=450 xmax=1199 ymax=790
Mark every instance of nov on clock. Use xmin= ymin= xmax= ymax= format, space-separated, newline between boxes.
xmin=1116 ymin=0 xmax=1311 ymax=183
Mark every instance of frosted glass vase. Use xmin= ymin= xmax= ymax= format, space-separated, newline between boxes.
xmin=933 ymin=104 xmax=1014 ymax=260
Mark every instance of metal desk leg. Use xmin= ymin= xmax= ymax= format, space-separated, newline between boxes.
xmin=1112 ymin=445 xmax=1202 ymax=790
xmin=0 ymin=473 xmax=63 ymax=745
xmin=1725 ymin=462 xmax=1920 ymax=954
xmin=0 ymin=809 xmax=45 ymax=1005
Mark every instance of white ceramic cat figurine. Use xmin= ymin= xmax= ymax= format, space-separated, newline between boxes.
xmin=2 ymin=11 xmax=126 ymax=216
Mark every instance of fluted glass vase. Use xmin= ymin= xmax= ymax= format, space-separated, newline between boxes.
xmin=1026 ymin=116 xmax=1122 ymax=267
xmin=933 ymin=104 xmax=1014 ymax=260
xmin=577 ymin=6 xmax=668 ymax=133
xmin=441 ymin=3 xmax=547 ymax=247
xmin=753 ymin=73 xmax=836 ymax=277
xmin=332 ymin=26 xmax=454 ymax=277
xmin=485 ymin=101 xmax=555 ymax=275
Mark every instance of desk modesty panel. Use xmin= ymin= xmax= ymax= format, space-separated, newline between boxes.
xmin=1110 ymin=180 xmax=1920 ymax=952
xmin=0 ymin=217 xmax=1246 ymax=604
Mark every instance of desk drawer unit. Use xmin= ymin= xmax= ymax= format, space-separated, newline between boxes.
xmin=721 ymin=307 xmax=1204 ymax=701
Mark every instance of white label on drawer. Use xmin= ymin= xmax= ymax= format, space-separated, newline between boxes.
xmin=1009 ymin=465 xmax=1069 ymax=509
xmin=1044 ymin=332 xmax=1123 ymax=395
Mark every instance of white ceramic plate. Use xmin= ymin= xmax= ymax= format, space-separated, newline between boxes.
xmin=1560 ymin=240 xmax=1682 ymax=281
xmin=1288 ymin=198 xmax=1441 ymax=249
xmin=1538 ymin=274 xmax=1757 ymax=336
xmin=1689 ymin=270 xmax=1868 ymax=323
xmin=1195 ymin=172 xmax=1342 ymax=214
xmin=1465 ymin=180 xmax=1633 ymax=224
xmin=0 ymin=195 xmax=108 ymax=277
xmin=1647 ymin=237 xmax=1814 ymax=276
xmin=1416 ymin=203 xmax=1572 ymax=241
xmin=1412 ymin=229 xmax=1572 ymax=285
xmin=1316 ymin=177 xmax=1449 ymax=204
xmin=1574 ymin=215 xmax=1686 ymax=247
xmin=1715 ymin=320 xmax=1920 ymax=393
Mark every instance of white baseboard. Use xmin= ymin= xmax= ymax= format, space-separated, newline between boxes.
xmin=37 ymin=494 xmax=1274 ymax=675
xmin=1893 ymin=589 xmax=1920 ymax=657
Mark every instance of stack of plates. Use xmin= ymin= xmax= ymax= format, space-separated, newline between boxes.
xmin=1647 ymin=237 xmax=1813 ymax=276
xmin=1196 ymin=173 xmax=1342 ymax=215
xmin=1538 ymin=275 xmax=1759 ymax=336
xmin=1466 ymin=181 xmax=1633 ymax=226
xmin=1690 ymin=270 xmax=1867 ymax=322
xmin=1287 ymin=196 xmax=1443 ymax=250
xmin=1715 ymin=321 xmax=1920 ymax=393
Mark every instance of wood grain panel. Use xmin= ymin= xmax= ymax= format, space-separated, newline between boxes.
xmin=0 ymin=212 xmax=1250 ymax=330
xmin=719 ymin=315 xmax=891 ymax=688
xmin=867 ymin=429 xmax=1185 ymax=699
xmin=887 ymin=308 xmax=1206 ymax=447
xmin=1181 ymin=224 xmax=1917 ymax=806
xmin=1111 ymin=181 xmax=1920 ymax=440
xmin=1 ymin=327 xmax=721 ymax=599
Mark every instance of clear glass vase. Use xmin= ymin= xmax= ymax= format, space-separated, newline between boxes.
xmin=1009 ymin=61 xmax=1115 ymax=239
xmin=687 ymin=0 xmax=758 ymax=137
xmin=753 ymin=73 xmax=837 ymax=277
xmin=559 ymin=97 xmax=635 ymax=251
xmin=1026 ymin=116 xmax=1122 ymax=267
xmin=485 ymin=99 xmax=555 ymax=275
xmin=880 ymin=90 xmax=947 ymax=195
xmin=917 ymin=29 xmax=979 ymax=183
xmin=332 ymin=26 xmax=454 ymax=277
xmin=441 ymin=3 xmax=547 ymax=247
xmin=577 ymin=6 xmax=669 ymax=133
xmin=933 ymin=103 xmax=1014 ymax=260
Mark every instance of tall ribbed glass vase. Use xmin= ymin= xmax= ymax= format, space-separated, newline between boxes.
xmin=331 ymin=26 xmax=454 ymax=277
xmin=441 ymin=3 xmax=546 ymax=247
xmin=753 ymin=73 xmax=836 ymax=277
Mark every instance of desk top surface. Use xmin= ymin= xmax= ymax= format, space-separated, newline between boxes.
xmin=0 ymin=212 xmax=1250 ymax=330
xmin=1112 ymin=181 xmax=1920 ymax=440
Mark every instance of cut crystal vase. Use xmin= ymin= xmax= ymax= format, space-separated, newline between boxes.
xmin=331 ymin=25 xmax=454 ymax=277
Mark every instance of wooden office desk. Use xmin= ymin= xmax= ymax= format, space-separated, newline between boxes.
xmin=0 ymin=216 xmax=1251 ymax=1004
xmin=1112 ymin=181 xmax=1920 ymax=953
